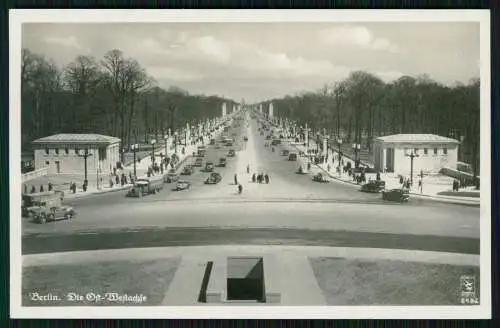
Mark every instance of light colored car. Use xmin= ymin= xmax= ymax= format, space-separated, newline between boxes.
xmin=175 ymin=180 xmax=191 ymax=191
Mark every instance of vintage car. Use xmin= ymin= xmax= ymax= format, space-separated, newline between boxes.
xmin=228 ymin=149 xmax=236 ymax=157
xmin=281 ymin=149 xmax=290 ymax=156
xmin=217 ymin=157 xmax=227 ymax=167
xmin=127 ymin=177 xmax=164 ymax=197
xmin=197 ymin=146 xmax=206 ymax=157
xmin=271 ymin=139 xmax=281 ymax=146
xmin=288 ymin=153 xmax=298 ymax=161
xmin=210 ymin=139 xmax=216 ymax=145
xmin=163 ymin=172 xmax=179 ymax=183
xmin=181 ymin=165 xmax=194 ymax=175
xmin=204 ymin=161 xmax=215 ymax=172
xmin=382 ymin=188 xmax=410 ymax=202
xmin=360 ymin=180 xmax=386 ymax=193
xmin=22 ymin=190 xmax=64 ymax=218
xmin=194 ymin=158 xmax=203 ymax=167
xmin=32 ymin=205 xmax=76 ymax=224
xmin=312 ymin=173 xmax=329 ymax=183
xmin=175 ymin=180 xmax=191 ymax=191
xmin=266 ymin=135 xmax=272 ymax=140
xmin=205 ymin=172 xmax=222 ymax=185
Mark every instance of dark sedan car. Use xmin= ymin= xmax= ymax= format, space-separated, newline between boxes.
xmin=360 ymin=180 xmax=386 ymax=193
xmin=382 ymin=188 xmax=410 ymax=202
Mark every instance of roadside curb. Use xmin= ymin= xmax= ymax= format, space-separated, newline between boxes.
xmin=65 ymin=185 xmax=132 ymax=199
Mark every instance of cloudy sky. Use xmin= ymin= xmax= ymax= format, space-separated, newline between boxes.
xmin=22 ymin=22 xmax=479 ymax=102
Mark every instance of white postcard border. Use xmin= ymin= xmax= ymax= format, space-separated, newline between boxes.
xmin=9 ymin=9 xmax=492 ymax=319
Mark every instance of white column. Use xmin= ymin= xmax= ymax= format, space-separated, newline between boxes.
xmin=323 ymin=138 xmax=327 ymax=156
xmin=222 ymin=103 xmax=227 ymax=117
xmin=305 ymin=124 xmax=309 ymax=152
xmin=269 ymin=103 xmax=274 ymax=117
xmin=382 ymin=147 xmax=387 ymax=172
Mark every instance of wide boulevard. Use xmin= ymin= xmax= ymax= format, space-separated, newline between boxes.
xmin=22 ymin=111 xmax=479 ymax=256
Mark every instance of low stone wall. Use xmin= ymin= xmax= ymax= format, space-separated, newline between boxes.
xmin=437 ymin=190 xmax=480 ymax=198
xmin=22 ymin=167 xmax=48 ymax=183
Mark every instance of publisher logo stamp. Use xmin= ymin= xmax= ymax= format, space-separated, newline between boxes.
xmin=460 ymin=275 xmax=479 ymax=305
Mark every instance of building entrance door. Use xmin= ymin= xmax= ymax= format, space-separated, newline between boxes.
xmin=55 ymin=161 xmax=60 ymax=174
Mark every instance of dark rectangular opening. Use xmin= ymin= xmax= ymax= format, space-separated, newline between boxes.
xmin=197 ymin=261 xmax=213 ymax=303
xmin=227 ymin=257 xmax=265 ymax=302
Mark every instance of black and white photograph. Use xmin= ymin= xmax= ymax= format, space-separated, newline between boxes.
xmin=9 ymin=10 xmax=491 ymax=319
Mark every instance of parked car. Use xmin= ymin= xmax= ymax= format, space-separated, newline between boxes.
xmin=228 ymin=149 xmax=236 ymax=157
xmin=175 ymin=180 xmax=191 ymax=191
xmin=181 ymin=165 xmax=194 ymax=175
xmin=288 ymin=153 xmax=297 ymax=161
xmin=32 ymin=205 xmax=76 ymax=224
xmin=281 ymin=150 xmax=290 ymax=156
xmin=382 ymin=188 xmax=410 ymax=202
xmin=210 ymin=139 xmax=216 ymax=145
xmin=312 ymin=173 xmax=329 ymax=183
xmin=271 ymin=139 xmax=281 ymax=146
xmin=194 ymin=158 xmax=203 ymax=167
xmin=205 ymin=172 xmax=222 ymax=185
xmin=360 ymin=180 xmax=386 ymax=193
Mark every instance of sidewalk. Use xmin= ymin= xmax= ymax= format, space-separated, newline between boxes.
xmin=280 ymin=130 xmax=480 ymax=206
xmin=26 ymin=127 xmax=225 ymax=200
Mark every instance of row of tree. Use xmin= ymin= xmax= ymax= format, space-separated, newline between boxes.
xmin=264 ymin=71 xmax=480 ymax=174
xmin=21 ymin=48 xmax=236 ymax=161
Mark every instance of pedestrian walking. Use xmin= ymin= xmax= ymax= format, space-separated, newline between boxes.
xmin=39 ymin=184 xmax=44 ymax=192
xmin=30 ymin=185 xmax=36 ymax=194
xmin=115 ymin=175 xmax=119 ymax=185
xmin=48 ymin=182 xmax=53 ymax=191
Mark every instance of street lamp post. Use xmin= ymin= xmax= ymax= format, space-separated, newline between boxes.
xmin=337 ymin=139 xmax=343 ymax=164
xmin=131 ymin=144 xmax=138 ymax=178
xmin=174 ymin=132 xmax=178 ymax=154
xmin=164 ymin=135 xmax=168 ymax=159
xmin=405 ymin=150 xmax=420 ymax=186
xmin=352 ymin=143 xmax=361 ymax=168
xmin=77 ymin=148 xmax=92 ymax=191
xmin=151 ymin=139 xmax=156 ymax=163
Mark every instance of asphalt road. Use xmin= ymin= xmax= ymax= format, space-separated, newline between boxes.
xmin=21 ymin=111 xmax=480 ymax=255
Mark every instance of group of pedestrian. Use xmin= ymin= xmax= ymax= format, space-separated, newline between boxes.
xmin=353 ymin=172 xmax=366 ymax=184
xmin=252 ymin=172 xmax=270 ymax=184
xmin=399 ymin=176 xmax=412 ymax=190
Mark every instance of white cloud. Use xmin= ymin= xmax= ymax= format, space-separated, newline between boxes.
xmin=44 ymin=36 xmax=82 ymax=50
xmin=189 ymin=36 xmax=231 ymax=62
xmin=318 ymin=25 xmax=401 ymax=53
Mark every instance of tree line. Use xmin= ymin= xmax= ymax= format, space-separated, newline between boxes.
xmin=21 ymin=48 xmax=237 ymax=161
xmin=266 ymin=71 xmax=480 ymax=174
